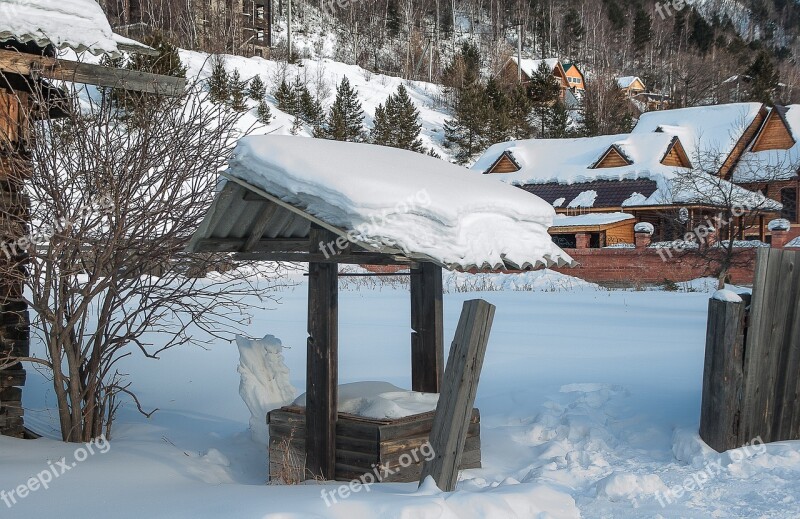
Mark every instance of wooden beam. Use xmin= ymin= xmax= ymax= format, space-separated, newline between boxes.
xmin=0 ymin=49 xmax=185 ymax=97
xmin=242 ymin=204 xmax=279 ymax=251
xmin=233 ymin=251 xmax=415 ymax=265
xmin=420 ymin=299 xmax=495 ymax=491
xmin=411 ymin=262 xmax=443 ymax=393
xmin=305 ymin=226 xmax=338 ymax=480
xmin=193 ymin=237 xmax=309 ymax=253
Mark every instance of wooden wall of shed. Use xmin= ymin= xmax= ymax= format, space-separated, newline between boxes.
xmin=605 ymin=222 xmax=635 ymax=245
xmin=0 ymin=88 xmax=30 ymax=438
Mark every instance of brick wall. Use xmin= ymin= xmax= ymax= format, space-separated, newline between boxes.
xmin=550 ymin=247 xmax=757 ymax=286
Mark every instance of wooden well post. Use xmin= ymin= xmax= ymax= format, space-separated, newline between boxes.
xmin=305 ymin=226 xmax=339 ymax=479
xmin=411 ymin=262 xmax=443 ymax=393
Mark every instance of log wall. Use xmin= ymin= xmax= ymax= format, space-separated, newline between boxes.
xmin=0 ymin=88 xmax=30 ymax=438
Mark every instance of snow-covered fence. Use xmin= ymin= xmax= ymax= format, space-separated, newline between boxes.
xmin=700 ymin=248 xmax=800 ymax=452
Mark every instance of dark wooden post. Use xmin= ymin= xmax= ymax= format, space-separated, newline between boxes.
xmin=305 ymin=226 xmax=338 ymax=479
xmin=411 ymin=262 xmax=443 ymax=393
xmin=699 ymin=297 xmax=747 ymax=452
xmin=0 ymin=88 xmax=30 ymax=438
xmin=421 ymin=299 xmax=495 ymax=491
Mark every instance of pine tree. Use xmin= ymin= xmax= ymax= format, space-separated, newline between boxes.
xmin=321 ymin=76 xmax=365 ymax=142
xmin=391 ymin=85 xmax=425 ymax=152
xmin=208 ymin=55 xmax=229 ymax=104
xmin=508 ymin=86 xmax=534 ymax=140
xmin=746 ymin=52 xmax=780 ymax=105
xmin=298 ymin=84 xmax=324 ymax=127
xmin=229 ymin=69 xmax=248 ymax=112
xmin=527 ymin=62 xmax=561 ymax=136
xmin=485 ymin=77 xmax=510 ymax=144
xmin=248 ymin=75 xmax=267 ymax=101
xmin=544 ymin=102 xmax=571 ymax=138
xmin=632 ymin=6 xmax=652 ymax=54
xmin=563 ymin=8 xmax=585 ymax=58
xmin=274 ymin=79 xmax=297 ymax=115
xmin=444 ymin=84 xmax=490 ymax=165
xmin=257 ymin=99 xmax=272 ymax=125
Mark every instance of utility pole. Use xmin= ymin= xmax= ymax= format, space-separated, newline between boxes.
xmin=287 ymin=0 xmax=292 ymax=61
xmin=517 ymin=22 xmax=523 ymax=84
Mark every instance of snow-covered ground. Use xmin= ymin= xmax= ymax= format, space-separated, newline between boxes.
xmin=4 ymin=272 xmax=800 ymax=518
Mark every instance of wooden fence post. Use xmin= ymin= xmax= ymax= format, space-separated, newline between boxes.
xmin=699 ymin=297 xmax=747 ymax=452
xmin=420 ymin=299 xmax=495 ymax=492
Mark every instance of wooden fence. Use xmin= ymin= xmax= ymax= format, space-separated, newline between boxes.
xmin=700 ymin=248 xmax=800 ymax=452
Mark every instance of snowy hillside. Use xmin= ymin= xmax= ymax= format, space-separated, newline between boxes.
xmin=181 ymin=50 xmax=454 ymax=161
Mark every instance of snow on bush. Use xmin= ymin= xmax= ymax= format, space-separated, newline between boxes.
xmin=236 ymin=334 xmax=297 ymax=443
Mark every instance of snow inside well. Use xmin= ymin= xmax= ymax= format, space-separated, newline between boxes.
xmin=226 ymin=136 xmax=574 ymax=270
xmin=0 ymin=0 xmax=122 ymax=55
xmin=292 ymin=382 xmax=439 ymax=420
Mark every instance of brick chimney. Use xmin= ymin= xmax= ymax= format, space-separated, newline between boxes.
xmin=772 ymin=229 xmax=789 ymax=249
xmin=575 ymin=233 xmax=591 ymax=249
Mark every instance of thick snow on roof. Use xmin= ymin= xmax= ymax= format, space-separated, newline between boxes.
xmin=472 ymin=132 xmax=678 ymax=185
xmin=632 ymin=103 xmax=764 ymax=166
xmin=731 ymin=105 xmax=800 ymax=182
xmin=0 ymin=0 xmax=120 ymax=55
xmin=551 ymin=212 xmax=634 ymax=228
xmin=227 ymin=136 xmax=574 ymax=270
xmin=472 ymin=132 xmax=781 ymax=210
xmin=510 ymin=56 xmax=561 ymax=77
xmin=617 ymin=76 xmax=642 ymax=89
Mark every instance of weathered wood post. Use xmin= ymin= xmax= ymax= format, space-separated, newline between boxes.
xmin=411 ymin=262 xmax=443 ymax=393
xmin=699 ymin=295 xmax=747 ymax=452
xmin=421 ymin=299 xmax=495 ymax=491
xmin=0 ymin=86 xmax=31 ymax=438
xmin=305 ymin=226 xmax=338 ymax=479
xmin=741 ymin=248 xmax=800 ymax=444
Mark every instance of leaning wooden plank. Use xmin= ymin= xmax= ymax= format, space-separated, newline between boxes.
xmin=420 ymin=299 xmax=495 ymax=492
xmin=0 ymin=49 xmax=185 ymax=96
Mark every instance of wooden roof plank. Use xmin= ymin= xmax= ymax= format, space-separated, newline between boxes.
xmin=0 ymin=49 xmax=185 ymax=96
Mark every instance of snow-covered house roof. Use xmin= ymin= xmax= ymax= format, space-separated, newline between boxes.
xmin=472 ymin=132 xmax=781 ymax=210
xmin=617 ymin=76 xmax=644 ymax=89
xmin=0 ymin=0 xmax=143 ymax=56
xmin=190 ymin=136 xmax=574 ymax=271
xmin=730 ymin=105 xmax=800 ymax=183
xmin=631 ymin=102 xmax=765 ymax=172
xmin=551 ymin=212 xmax=634 ymax=228
xmin=509 ymin=57 xmax=562 ymax=78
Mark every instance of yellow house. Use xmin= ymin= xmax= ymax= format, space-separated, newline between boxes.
xmin=562 ymin=63 xmax=586 ymax=91
xmin=617 ymin=76 xmax=646 ymax=97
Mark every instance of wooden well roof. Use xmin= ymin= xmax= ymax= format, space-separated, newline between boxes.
xmin=188 ymin=136 xmax=576 ymax=271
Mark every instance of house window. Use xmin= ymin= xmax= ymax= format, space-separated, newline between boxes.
xmin=256 ymin=5 xmax=264 ymax=19
xmin=782 ymin=187 xmax=797 ymax=223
